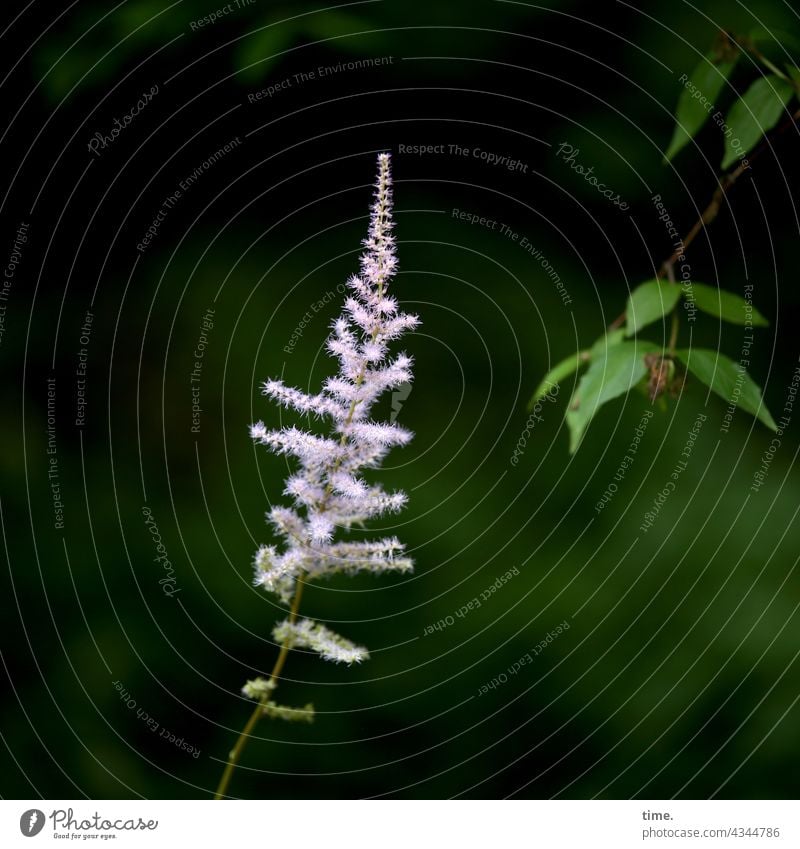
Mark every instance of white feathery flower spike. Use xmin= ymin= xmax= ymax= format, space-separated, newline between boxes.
xmin=246 ymin=152 xmax=418 ymax=682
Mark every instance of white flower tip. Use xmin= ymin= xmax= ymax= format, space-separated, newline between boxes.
xmin=308 ymin=513 xmax=334 ymax=544
xmin=241 ymin=677 xmax=276 ymax=700
xmin=250 ymin=421 xmax=267 ymax=441
xmin=324 ymin=647 xmax=369 ymax=665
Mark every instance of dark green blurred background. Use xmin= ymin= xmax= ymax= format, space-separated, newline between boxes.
xmin=2 ymin=0 xmax=799 ymax=799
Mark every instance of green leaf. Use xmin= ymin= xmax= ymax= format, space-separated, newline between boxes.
xmin=721 ymin=75 xmax=795 ymax=169
xmin=532 ymin=330 xmax=629 ymax=409
xmin=590 ymin=328 xmax=626 ymax=357
xmin=665 ymin=52 xmax=738 ymax=161
xmin=625 ymin=280 xmax=682 ymax=337
xmin=304 ymin=12 xmax=370 ymax=42
xmin=529 ymin=351 xmax=586 ymax=409
xmin=675 ymin=348 xmax=777 ymax=430
xmin=786 ymin=64 xmax=800 ymax=88
xmin=690 ymin=282 xmax=769 ymax=326
xmin=749 ymin=26 xmax=800 ymax=55
xmin=235 ymin=24 xmax=294 ymax=81
xmin=566 ymin=341 xmax=657 ymax=452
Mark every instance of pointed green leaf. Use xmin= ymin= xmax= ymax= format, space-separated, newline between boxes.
xmin=665 ymin=52 xmax=738 ymax=161
xmin=590 ymin=328 xmax=626 ymax=357
xmin=566 ymin=341 xmax=658 ymax=452
xmin=530 ymin=351 xmax=587 ymax=409
xmin=532 ymin=330 xmax=626 ymax=411
xmin=675 ymin=348 xmax=777 ymax=430
xmin=721 ymin=75 xmax=795 ymax=169
xmin=749 ymin=26 xmax=800 ymax=55
xmin=690 ymin=282 xmax=769 ymax=326
xmin=625 ymin=279 xmax=682 ymax=337
xmin=786 ymin=65 xmax=800 ymax=87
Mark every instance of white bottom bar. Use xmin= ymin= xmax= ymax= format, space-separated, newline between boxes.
xmin=3 ymin=800 xmax=797 ymax=847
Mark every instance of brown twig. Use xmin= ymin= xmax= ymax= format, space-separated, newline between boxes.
xmin=608 ymin=105 xmax=800 ymax=333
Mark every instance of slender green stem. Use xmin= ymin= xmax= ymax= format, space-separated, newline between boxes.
xmin=749 ymin=46 xmax=791 ymax=82
xmin=664 ymin=262 xmax=680 ymax=356
xmin=730 ymin=30 xmax=793 ymax=83
xmin=214 ymin=579 xmax=305 ymax=799
xmin=213 ymin=702 xmax=263 ymax=801
xmin=668 ymin=308 xmax=680 ymax=355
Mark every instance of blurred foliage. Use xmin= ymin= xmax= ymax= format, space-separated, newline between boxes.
xmin=33 ymin=0 xmax=538 ymax=98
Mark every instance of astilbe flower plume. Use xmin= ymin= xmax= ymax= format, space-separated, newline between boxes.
xmin=248 ymin=152 xmax=418 ymax=672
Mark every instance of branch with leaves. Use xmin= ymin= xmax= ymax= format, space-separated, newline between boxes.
xmin=532 ymin=28 xmax=796 ymax=453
